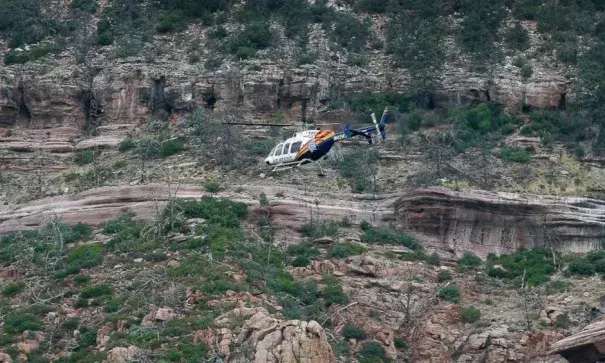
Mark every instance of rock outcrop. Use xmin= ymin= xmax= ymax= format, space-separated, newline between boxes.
xmin=550 ymin=318 xmax=605 ymax=363
xmin=393 ymin=187 xmax=605 ymax=256
xmin=236 ymin=309 xmax=336 ymax=363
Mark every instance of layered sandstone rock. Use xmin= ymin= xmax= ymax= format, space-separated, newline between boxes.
xmin=393 ymin=187 xmax=605 ymax=256
xmin=550 ymin=318 xmax=605 ymax=363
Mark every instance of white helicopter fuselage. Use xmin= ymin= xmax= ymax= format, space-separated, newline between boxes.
xmin=264 ymin=130 xmax=319 ymax=166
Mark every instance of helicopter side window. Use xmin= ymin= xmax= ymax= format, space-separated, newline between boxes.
xmin=283 ymin=143 xmax=290 ymax=155
xmin=290 ymin=141 xmax=302 ymax=153
xmin=275 ymin=144 xmax=284 ymax=156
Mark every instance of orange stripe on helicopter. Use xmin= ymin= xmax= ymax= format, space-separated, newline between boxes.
xmin=295 ymin=131 xmax=335 ymax=160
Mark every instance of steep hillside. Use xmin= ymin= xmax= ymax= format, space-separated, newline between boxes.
xmin=2 ymin=1 xmax=605 ymax=363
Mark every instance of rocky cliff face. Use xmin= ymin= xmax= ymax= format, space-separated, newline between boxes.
xmin=2 ymin=184 xmax=604 ymax=256
xmin=0 ymin=16 xmax=572 ymax=154
xmin=394 ymin=188 xmax=605 ymax=257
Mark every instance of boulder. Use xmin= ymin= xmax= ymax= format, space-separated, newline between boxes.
xmin=550 ymin=318 xmax=605 ymax=363
xmin=141 ymin=306 xmax=178 ymax=326
xmin=106 ymin=346 xmax=144 ymax=363
xmin=0 ymin=352 xmax=12 ymax=363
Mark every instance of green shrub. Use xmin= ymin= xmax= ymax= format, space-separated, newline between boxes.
xmin=342 ymin=323 xmax=366 ymax=340
xmin=505 ymin=22 xmax=530 ymax=51
xmin=292 ymin=256 xmax=311 ymax=267
xmin=458 ymin=252 xmax=482 ymax=270
xmin=230 ymin=21 xmax=272 ymax=56
xmin=438 ymin=285 xmax=460 ymax=303
xmin=74 ymin=150 xmax=95 ymax=166
xmin=67 ymin=244 xmax=104 ymax=272
xmin=427 ymin=252 xmax=440 ymax=265
xmin=546 ymin=280 xmax=571 ymax=295
xmin=394 ymin=337 xmax=408 ymax=350
xmin=330 ymin=243 xmax=367 ymax=258
xmin=118 ymin=138 xmax=136 ymax=152
xmin=437 ymin=270 xmax=453 ymax=282
xmin=358 ymin=341 xmax=390 ymax=363
xmin=105 ymin=298 xmax=121 ymax=313
xmin=156 ymin=12 xmax=189 ymax=33
xmin=74 ymin=274 xmax=91 ymax=285
xmin=362 ymin=225 xmax=421 ymax=250
xmin=245 ymin=138 xmax=275 ymax=156
xmin=203 ymin=180 xmax=221 ymax=194
xmin=555 ymin=313 xmax=570 ymax=329
xmin=462 ymin=306 xmax=481 ymax=323
xmin=357 ymin=0 xmax=389 ymax=13
xmin=299 ymin=52 xmax=319 ymax=65
xmin=347 ymin=53 xmax=367 ymax=67
xmin=568 ymin=259 xmax=595 ymax=276
xmin=4 ymin=314 xmax=44 ymax=334
xmin=300 ymin=221 xmax=340 ymax=238
xmin=339 ymin=149 xmax=379 ymax=193
xmin=61 ymin=317 xmax=80 ymax=330
xmin=2 ymin=282 xmax=25 ymax=297
xmin=500 ymin=146 xmax=532 ymax=163
xmin=81 ymin=283 xmax=111 ymax=299
xmin=521 ymin=63 xmax=533 ymax=78
xmin=487 ymin=248 xmax=558 ymax=286
xmin=332 ymin=13 xmax=371 ymax=52
xmin=70 ymin=0 xmax=98 ymax=14
xmin=160 ymin=139 xmax=185 ymax=157
xmin=323 ymin=275 xmax=349 ymax=306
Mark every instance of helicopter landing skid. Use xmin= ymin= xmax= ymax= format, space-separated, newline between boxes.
xmin=271 ymin=159 xmax=325 ymax=176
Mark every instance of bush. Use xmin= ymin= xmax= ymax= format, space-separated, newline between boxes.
xmin=546 ymin=280 xmax=571 ymax=295
xmin=118 ymin=138 xmax=136 ymax=152
xmin=342 ymin=323 xmax=366 ymax=340
xmin=156 ymin=12 xmax=189 ymax=33
xmin=462 ymin=306 xmax=481 ymax=323
xmin=4 ymin=314 xmax=44 ymax=334
xmin=487 ymin=248 xmax=558 ymax=286
xmin=74 ymin=274 xmax=91 ymax=285
xmin=505 ymin=22 xmax=530 ymax=51
xmin=394 ymin=336 xmax=408 ymax=350
xmin=346 ymin=53 xmax=367 ymax=67
xmin=2 ymin=282 xmax=25 ymax=297
xmin=332 ymin=13 xmax=371 ymax=52
xmin=323 ymin=275 xmax=349 ymax=306
xmin=245 ymin=138 xmax=275 ymax=156
xmin=521 ymin=63 xmax=533 ymax=78
xmin=357 ymin=0 xmax=389 ymax=13
xmin=70 ymin=0 xmax=98 ymax=14
xmin=203 ymin=180 xmax=221 ymax=193
xmin=340 ymin=149 xmax=379 ymax=193
xmin=67 ymin=244 xmax=104 ymax=272
xmin=159 ymin=139 xmax=185 ymax=157
xmin=74 ymin=150 xmax=95 ymax=166
xmin=80 ymin=283 xmax=112 ymax=298
xmin=358 ymin=341 xmax=390 ymax=363
xmin=458 ymin=252 xmax=482 ymax=270
xmin=300 ymin=221 xmax=340 ymax=238
xmin=292 ymin=256 xmax=311 ymax=267
xmin=61 ymin=317 xmax=80 ymax=330
xmin=329 ymin=243 xmax=367 ymax=258
xmin=299 ymin=52 xmax=319 ymax=65
xmin=437 ymin=270 xmax=453 ymax=282
xmin=362 ymin=225 xmax=421 ymax=250
xmin=427 ymin=252 xmax=440 ymax=265
xmin=500 ymin=146 xmax=532 ymax=163
xmin=568 ymin=259 xmax=595 ymax=276
xmin=230 ymin=21 xmax=272 ymax=56
xmin=438 ymin=285 xmax=460 ymax=303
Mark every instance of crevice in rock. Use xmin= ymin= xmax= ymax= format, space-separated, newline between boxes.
xmin=76 ymin=89 xmax=103 ymax=136
xmin=203 ymin=89 xmax=217 ymax=110
xmin=301 ymin=99 xmax=308 ymax=123
xmin=416 ymin=91 xmax=435 ymax=109
xmin=559 ymin=93 xmax=567 ymax=111
xmin=16 ymin=84 xmax=31 ymax=124
xmin=150 ymin=76 xmax=172 ymax=118
xmin=484 ymin=89 xmax=491 ymax=102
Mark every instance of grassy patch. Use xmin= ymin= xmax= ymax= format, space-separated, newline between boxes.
xmin=300 ymin=221 xmax=340 ymax=238
xmin=342 ymin=323 xmax=366 ymax=340
xmin=437 ymin=270 xmax=453 ymax=282
xmin=329 ymin=243 xmax=367 ymax=258
xmin=361 ymin=224 xmax=421 ymax=250
xmin=487 ymin=248 xmax=558 ymax=286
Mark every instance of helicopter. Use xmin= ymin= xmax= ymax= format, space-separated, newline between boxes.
xmin=264 ymin=107 xmax=390 ymax=173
